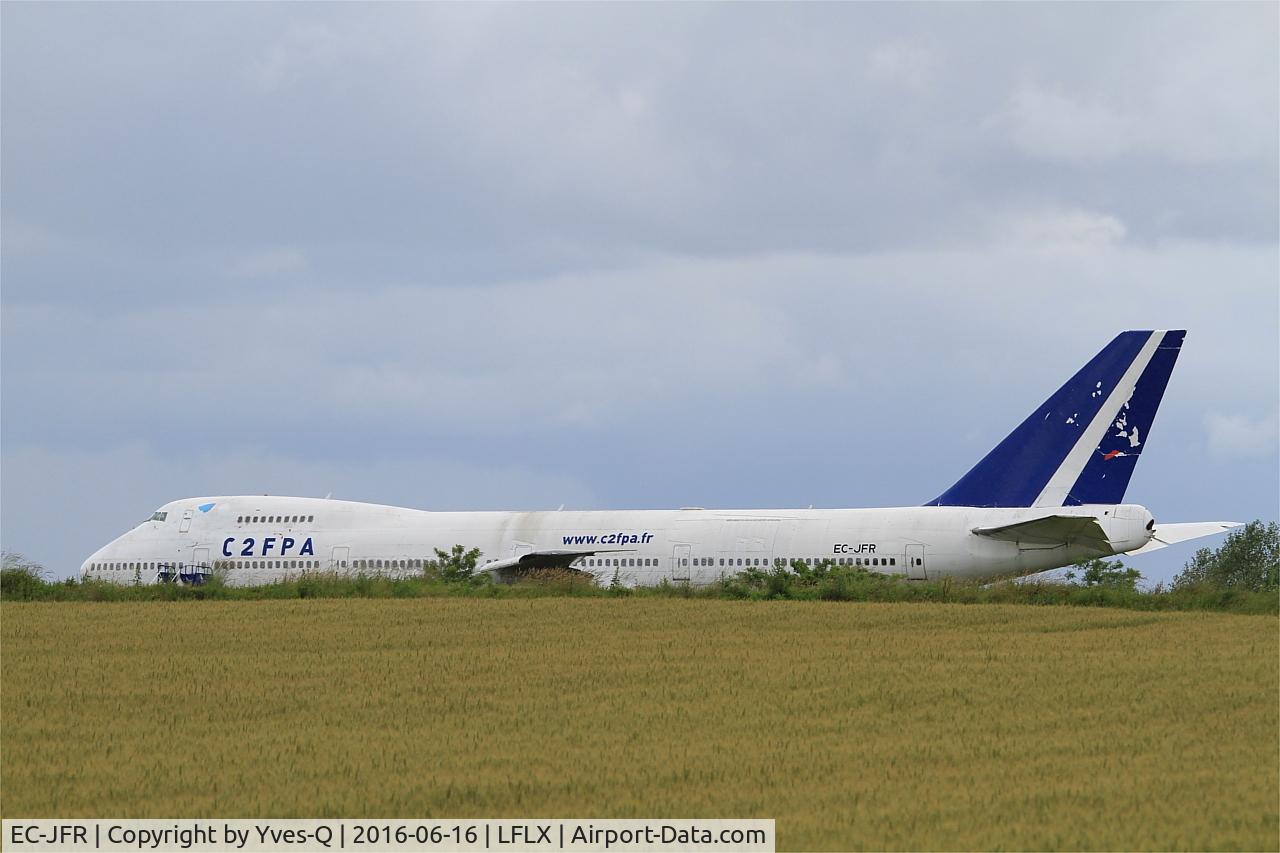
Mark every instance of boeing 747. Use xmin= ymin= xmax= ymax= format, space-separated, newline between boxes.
xmin=81 ymin=330 xmax=1239 ymax=586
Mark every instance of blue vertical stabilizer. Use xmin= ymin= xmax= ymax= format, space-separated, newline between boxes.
xmin=927 ymin=330 xmax=1184 ymax=508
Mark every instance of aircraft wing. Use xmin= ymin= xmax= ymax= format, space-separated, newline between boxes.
xmin=1125 ymin=521 xmax=1242 ymax=555
xmin=480 ymin=548 xmax=630 ymax=582
xmin=971 ymin=515 xmax=1109 ymax=548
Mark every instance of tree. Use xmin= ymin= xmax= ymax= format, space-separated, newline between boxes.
xmin=1173 ymin=521 xmax=1279 ymax=592
xmin=1 ymin=552 xmax=48 ymax=600
xmin=1 ymin=551 xmax=47 ymax=579
xmin=1065 ymin=557 xmax=1142 ymax=590
xmin=424 ymin=545 xmax=484 ymax=584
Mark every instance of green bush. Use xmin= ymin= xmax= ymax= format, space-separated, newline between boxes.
xmin=6 ymin=541 xmax=1277 ymax=614
xmin=1174 ymin=521 xmax=1279 ymax=592
xmin=0 ymin=568 xmax=46 ymax=601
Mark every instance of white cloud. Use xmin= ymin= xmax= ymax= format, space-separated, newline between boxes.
xmin=867 ymin=42 xmax=936 ymax=92
xmin=230 ymin=247 xmax=307 ymax=279
xmin=1 ymin=220 xmax=70 ymax=257
xmin=1205 ymin=411 xmax=1279 ymax=460
xmin=247 ymin=21 xmax=352 ymax=92
xmin=997 ymin=86 xmax=1139 ymax=162
xmin=995 ymin=21 xmax=1278 ymax=169
xmin=991 ymin=207 xmax=1128 ymax=251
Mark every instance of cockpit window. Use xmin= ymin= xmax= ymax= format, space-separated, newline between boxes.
xmin=149 ymin=511 xmax=168 ymax=522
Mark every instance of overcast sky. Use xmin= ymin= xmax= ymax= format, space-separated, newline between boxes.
xmin=3 ymin=3 xmax=1277 ymax=585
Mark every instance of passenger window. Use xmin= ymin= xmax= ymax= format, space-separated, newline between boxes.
xmin=890 ymin=558 xmax=896 ymax=566
xmin=307 ymin=515 xmax=314 ymax=522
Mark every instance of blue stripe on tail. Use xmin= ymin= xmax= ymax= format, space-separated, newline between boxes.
xmin=927 ymin=331 xmax=1171 ymax=508
xmin=1063 ymin=330 xmax=1184 ymax=506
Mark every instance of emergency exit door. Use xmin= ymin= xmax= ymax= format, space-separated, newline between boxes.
xmin=672 ymin=544 xmax=691 ymax=582
xmin=905 ymin=544 xmax=927 ymax=580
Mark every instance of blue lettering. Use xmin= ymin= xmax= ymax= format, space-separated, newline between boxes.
xmin=281 ymin=537 xmax=295 ymax=555
xmin=263 ymin=537 xmax=277 ymax=555
xmin=300 ymin=537 xmax=314 ymax=556
xmin=240 ymin=538 xmax=255 ymax=557
xmin=222 ymin=537 xmax=235 ymax=557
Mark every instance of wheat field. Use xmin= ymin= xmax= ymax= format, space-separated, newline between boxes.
xmin=2 ymin=600 xmax=1276 ymax=850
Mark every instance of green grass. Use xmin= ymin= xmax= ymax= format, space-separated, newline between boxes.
xmin=4 ymin=566 xmax=1276 ymax=614
xmin=2 ymin=599 xmax=1276 ymax=850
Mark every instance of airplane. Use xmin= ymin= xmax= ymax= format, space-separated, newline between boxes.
xmin=80 ymin=330 xmax=1240 ymax=587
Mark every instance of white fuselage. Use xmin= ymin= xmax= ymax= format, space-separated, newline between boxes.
xmin=80 ymin=496 xmax=1156 ymax=586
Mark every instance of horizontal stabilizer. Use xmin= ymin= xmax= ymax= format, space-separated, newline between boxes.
xmin=1126 ymin=521 xmax=1242 ymax=555
xmin=972 ymin=515 xmax=1109 ymax=547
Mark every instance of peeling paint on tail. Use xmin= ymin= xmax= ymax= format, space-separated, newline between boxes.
xmin=927 ymin=330 xmax=1184 ymax=508
xmin=1064 ymin=330 xmax=1184 ymax=505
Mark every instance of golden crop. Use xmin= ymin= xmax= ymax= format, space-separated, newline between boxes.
xmin=2 ymin=600 xmax=1276 ymax=851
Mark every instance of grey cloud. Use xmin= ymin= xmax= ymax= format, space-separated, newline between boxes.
xmin=4 ymin=3 xmax=1276 ymax=306
xmin=2 ymin=3 xmax=1276 ymax=586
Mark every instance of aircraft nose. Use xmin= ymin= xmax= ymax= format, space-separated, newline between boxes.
xmin=81 ymin=545 xmax=108 ymax=579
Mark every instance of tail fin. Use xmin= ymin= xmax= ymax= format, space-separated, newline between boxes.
xmin=928 ymin=330 xmax=1185 ymax=508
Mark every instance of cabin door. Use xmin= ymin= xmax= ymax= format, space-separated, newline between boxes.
xmin=331 ymin=546 xmax=350 ymax=573
xmin=191 ymin=547 xmax=210 ymax=571
xmin=671 ymin=544 xmax=691 ymax=582
xmin=179 ymin=509 xmax=193 ymax=533
xmin=905 ymin=544 xmax=927 ymax=580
